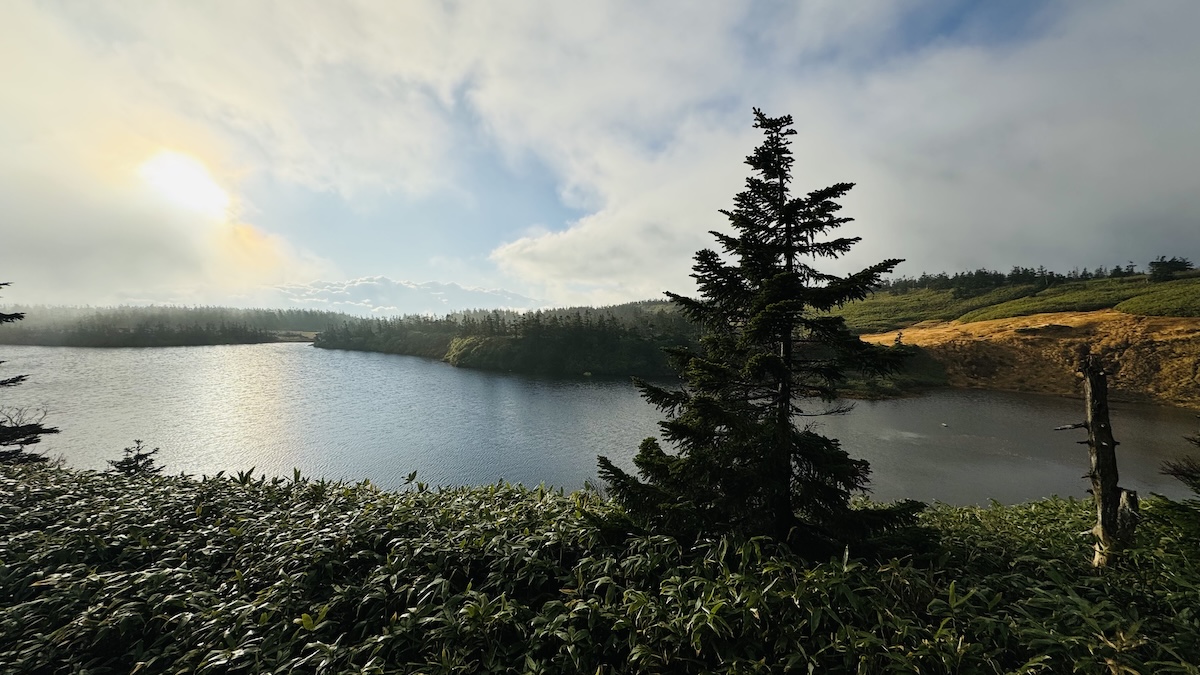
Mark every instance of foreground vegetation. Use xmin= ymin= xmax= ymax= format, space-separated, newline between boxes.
xmin=2 ymin=463 xmax=1198 ymax=673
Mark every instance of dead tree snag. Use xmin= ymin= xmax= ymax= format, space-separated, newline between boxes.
xmin=1055 ymin=354 xmax=1138 ymax=567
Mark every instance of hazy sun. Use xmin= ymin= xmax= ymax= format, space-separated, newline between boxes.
xmin=139 ymin=151 xmax=231 ymax=218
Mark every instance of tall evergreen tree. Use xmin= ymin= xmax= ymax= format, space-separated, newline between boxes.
xmin=598 ymin=110 xmax=919 ymax=553
xmin=1 ymin=282 xmax=59 ymax=464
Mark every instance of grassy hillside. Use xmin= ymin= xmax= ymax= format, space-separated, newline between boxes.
xmin=836 ymin=275 xmax=1200 ymax=334
xmin=958 ymin=277 xmax=1200 ymax=323
xmin=845 ymin=272 xmax=1200 ymax=407
xmin=3 ymin=463 xmax=1199 ymax=673
xmin=1114 ymin=278 xmax=1200 ymax=317
xmin=835 ymin=286 xmax=1040 ymax=334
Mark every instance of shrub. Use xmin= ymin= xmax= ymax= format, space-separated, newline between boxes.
xmin=3 ymin=464 xmax=1199 ymax=673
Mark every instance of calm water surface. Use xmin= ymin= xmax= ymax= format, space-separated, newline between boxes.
xmin=4 ymin=343 xmax=1196 ymax=504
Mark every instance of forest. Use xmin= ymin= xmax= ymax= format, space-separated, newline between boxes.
xmin=880 ymin=255 xmax=1196 ymax=296
xmin=313 ymin=302 xmax=700 ymax=378
xmin=0 ymin=305 xmax=357 ymax=347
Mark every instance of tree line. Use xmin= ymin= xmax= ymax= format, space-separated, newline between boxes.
xmin=0 ymin=305 xmax=359 ymax=347
xmin=0 ymin=304 xmax=357 ymax=332
xmin=0 ymin=320 xmax=278 ymax=348
xmin=314 ymin=302 xmax=700 ymax=377
xmin=881 ymin=256 xmax=1195 ymax=297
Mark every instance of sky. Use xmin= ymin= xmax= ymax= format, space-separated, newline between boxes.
xmin=2 ymin=0 xmax=1197 ymax=312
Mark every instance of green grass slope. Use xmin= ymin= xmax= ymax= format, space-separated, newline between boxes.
xmin=837 ymin=275 xmax=1200 ymax=333
xmin=3 ymin=464 xmax=1199 ymax=673
xmin=956 ymin=277 xmax=1190 ymax=322
xmin=833 ymin=286 xmax=1039 ymax=334
xmin=1114 ymin=278 xmax=1200 ymax=317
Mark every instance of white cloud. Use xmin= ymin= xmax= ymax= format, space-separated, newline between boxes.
xmin=3 ymin=1 xmax=1197 ymax=307
xmin=0 ymin=2 xmax=340 ymax=305
xmin=801 ymin=0 xmax=1200 ymax=275
xmin=486 ymin=0 xmax=1200 ymax=297
xmin=489 ymin=117 xmax=754 ymax=304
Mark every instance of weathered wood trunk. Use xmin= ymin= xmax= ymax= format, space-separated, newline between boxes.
xmin=1073 ymin=355 xmax=1139 ymax=567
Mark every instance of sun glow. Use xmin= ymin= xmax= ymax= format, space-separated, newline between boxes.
xmin=139 ymin=151 xmax=231 ymax=218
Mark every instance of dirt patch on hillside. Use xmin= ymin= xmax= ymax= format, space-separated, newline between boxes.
xmin=862 ymin=310 xmax=1200 ymax=408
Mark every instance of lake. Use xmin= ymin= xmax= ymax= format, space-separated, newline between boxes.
xmin=3 ymin=343 xmax=1197 ymax=505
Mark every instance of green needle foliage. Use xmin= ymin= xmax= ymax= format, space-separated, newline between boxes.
xmin=1162 ymin=421 xmax=1200 ymax=495
xmin=1 ymin=282 xmax=59 ymax=464
xmin=598 ymin=110 xmax=919 ymax=553
xmin=108 ymin=439 xmax=165 ymax=477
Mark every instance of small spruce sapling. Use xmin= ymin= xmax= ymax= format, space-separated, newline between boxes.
xmin=108 ymin=439 xmax=164 ymax=476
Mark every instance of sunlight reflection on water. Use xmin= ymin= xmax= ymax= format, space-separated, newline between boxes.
xmin=5 ymin=343 xmax=1195 ymax=505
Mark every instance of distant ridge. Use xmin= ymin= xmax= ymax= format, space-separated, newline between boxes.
xmin=271 ymin=276 xmax=544 ymax=316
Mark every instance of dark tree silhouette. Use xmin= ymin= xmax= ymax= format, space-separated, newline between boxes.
xmin=598 ymin=110 xmax=921 ymax=553
xmin=1148 ymin=256 xmax=1194 ymax=283
xmin=108 ymin=440 xmax=164 ymax=476
xmin=1162 ymin=420 xmax=1200 ymax=495
xmin=1 ymin=282 xmax=59 ymax=464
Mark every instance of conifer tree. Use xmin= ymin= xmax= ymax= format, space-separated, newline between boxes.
xmin=598 ymin=110 xmax=919 ymax=552
xmin=108 ymin=439 xmax=164 ymax=476
xmin=1162 ymin=423 xmax=1200 ymax=495
xmin=1 ymin=282 xmax=59 ymax=464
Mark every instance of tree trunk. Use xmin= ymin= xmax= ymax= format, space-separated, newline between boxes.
xmin=775 ymin=172 xmax=796 ymax=542
xmin=1079 ymin=355 xmax=1138 ymax=567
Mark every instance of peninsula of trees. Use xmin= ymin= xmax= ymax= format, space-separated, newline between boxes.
xmin=314 ymin=302 xmax=700 ymax=378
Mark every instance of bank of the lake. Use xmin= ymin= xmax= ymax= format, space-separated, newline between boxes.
xmin=863 ymin=309 xmax=1200 ymax=408
xmin=313 ymin=306 xmax=1200 ymax=407
xmin=3 ymin=343 xmax=1195 ymax=504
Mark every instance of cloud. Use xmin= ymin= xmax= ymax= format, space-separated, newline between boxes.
xmin=0 ymin=3 xmax=338 ymax=305
xmin=0 ymin=127 xmax=334 ymax=305
xmin=3 ymin=1 xmax=1197 ymax=308
xmin=489 ymin=117 xmax=754 ymax=305
xmin=32 ymin=2 xmax=460 ymax=198
xmin=481 ymin=0 xmax=1200 ymax=299
xmin=800 ymin=0 xmax=1200 ymax=275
